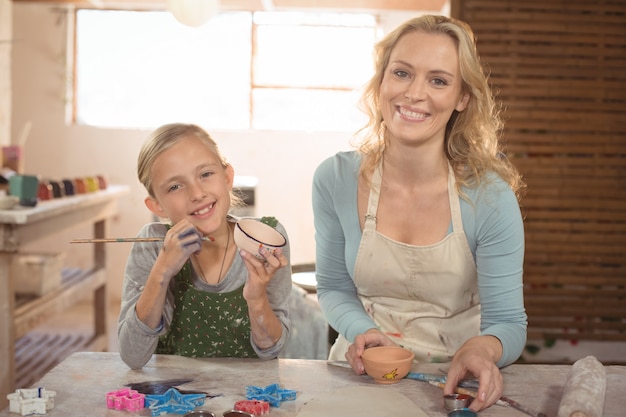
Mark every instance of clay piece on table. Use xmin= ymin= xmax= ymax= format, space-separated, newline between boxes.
xmin=557 ymin=355 xmax=606 ymax=417
xmin=7 ymin=387 xmax=57 ymax=416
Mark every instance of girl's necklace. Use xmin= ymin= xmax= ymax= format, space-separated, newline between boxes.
xmin=195 ymin=228 xmax=230 ymax=284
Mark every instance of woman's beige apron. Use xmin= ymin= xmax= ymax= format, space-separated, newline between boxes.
xmin=329 ymin=162 xmax=480 ymax=363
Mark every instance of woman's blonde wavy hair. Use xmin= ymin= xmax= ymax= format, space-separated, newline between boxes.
xmin=355 ymin=15 xmax=524 ymax=199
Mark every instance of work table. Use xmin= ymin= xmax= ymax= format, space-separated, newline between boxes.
xmin=1 ymin=352 xmax=624 ymax=416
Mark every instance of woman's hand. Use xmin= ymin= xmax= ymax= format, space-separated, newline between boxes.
xmin=345 ymin=329 xmax=396 ymax=374
xmin=445 ymin=335 xmax=504 ymax=411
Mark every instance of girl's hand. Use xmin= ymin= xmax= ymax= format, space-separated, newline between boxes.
xmin=156 ymin=220 xmax=203 ymax=280
xmin=240 ymin=247 xmax=287 ymax=302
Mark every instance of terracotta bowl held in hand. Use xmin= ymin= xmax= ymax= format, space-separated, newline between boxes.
xmin=361 ymin=346 xmax=415 ymax=385
xmin=233 ymin=218 xmax=287 ymax=259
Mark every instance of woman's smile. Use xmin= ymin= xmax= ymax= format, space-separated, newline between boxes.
xmin=397 ymin=105 xmax=429 ymax=121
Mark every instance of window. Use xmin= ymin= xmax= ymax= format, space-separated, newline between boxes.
xmin=75 ymin=10 xmax=378 ymax=132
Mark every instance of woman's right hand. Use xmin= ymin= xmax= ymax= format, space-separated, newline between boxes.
xmin=345 ymin=328 xmax=396 ymax=374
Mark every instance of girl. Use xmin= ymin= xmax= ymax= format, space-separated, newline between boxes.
xmin=118 ymin=123 xmax=291 ymax=369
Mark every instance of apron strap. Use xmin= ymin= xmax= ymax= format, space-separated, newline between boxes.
xmin=364 ymin=161 xmax=383 ymax=232
xmin=447 ymin=164 xmax=463 ymax=233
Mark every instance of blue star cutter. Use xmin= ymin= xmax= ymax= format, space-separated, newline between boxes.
xmin=144 ymin=387 xmax=206 ymax=416
xmin=245 ymin=383 xmax=296 ymax=407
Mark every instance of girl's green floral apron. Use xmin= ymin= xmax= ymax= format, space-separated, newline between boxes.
xmin=156 ymin=261 xmax=256 ymax=357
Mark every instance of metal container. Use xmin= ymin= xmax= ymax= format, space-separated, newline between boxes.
xmin=183 ymin=412 xmax=216 ymax=417
xmin=443 ymin=393 xmax=472 ymax=410
xmin=448 ymin=408 xmax=478 ymax=417
xmin=222 ymin=411 xmax=255 ymax=417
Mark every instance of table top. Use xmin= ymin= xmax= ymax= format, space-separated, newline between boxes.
xmin=1 ymin=352 xmax=624 ymax=417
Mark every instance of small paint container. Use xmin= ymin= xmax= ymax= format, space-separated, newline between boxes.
xmin=444 ymin=393 xmax=472 ymax=410
xmin=223 ymin=411 xmax=255 ymax=417
xmin=183 ymin=412 xmax=216 ymax=417
xmin=448 ymin=408 xmax=478 ymax=417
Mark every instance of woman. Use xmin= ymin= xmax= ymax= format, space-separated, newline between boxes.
xmin=312 ymin=15 xmax=526 ymax=411
xmin=118 ymin=123 xmax=291 ymax=369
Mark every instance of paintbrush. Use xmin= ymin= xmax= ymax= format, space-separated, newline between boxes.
xmin=327 ymin=361 xmax=478 ymax=388
xmin=429 ymin=380 xmax=508 ymax=407
xmin=428 ymin=381 xmax=547 ymax=417
xmin=70 ymin=236 xmax=214 ymax=243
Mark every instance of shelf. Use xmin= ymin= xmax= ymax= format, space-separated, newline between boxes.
xmin=0 ymin=185 xmax=129 ymax=410
xmin=15 ymin=332 xmax=93 ymax=389
xmin=14 ymin=268 xmax=107 ymax=340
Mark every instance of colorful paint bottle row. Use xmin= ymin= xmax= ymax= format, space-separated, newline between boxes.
xmin=38 ymin=175 xmax=108 ymax=201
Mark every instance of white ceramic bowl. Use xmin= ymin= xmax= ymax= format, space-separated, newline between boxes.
xmin=233 ymin=218 xmax=286 ymax=259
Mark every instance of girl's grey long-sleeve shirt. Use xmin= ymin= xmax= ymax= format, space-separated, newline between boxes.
xmin=117 ymin=219 xmax=292 ymax=369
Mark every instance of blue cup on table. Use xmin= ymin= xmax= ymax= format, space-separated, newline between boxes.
xmin=9 ymin=174 xmax=39 ymax=207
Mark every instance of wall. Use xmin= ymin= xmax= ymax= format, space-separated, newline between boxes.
xmin=9 ymin=3 xmax=360 ymax=302
xmin=0 ymin=0 xmax=10 ymax=144
xmin=454 ymin=0 xmax=626 ymax=358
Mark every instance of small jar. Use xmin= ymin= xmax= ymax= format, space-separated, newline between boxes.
xmin=444 ymin=393 xmax=472 ymax=410
xmin=448 ymin=408 xmax=478 ymax=417
xmin=223 ymin=411 xmax=255 ymax=417
xmin=183 ymin=412 xmax=216 ymax=417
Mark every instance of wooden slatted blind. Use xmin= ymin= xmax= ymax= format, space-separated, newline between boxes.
xmin=453 ymin=0 xmax=626 ymax=342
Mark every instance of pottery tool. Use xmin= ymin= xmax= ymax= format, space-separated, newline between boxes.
xmin=428 ymin=381 xmax=548 ymax=417
xmin=70 ymin=236 xmax=214 ymax=243
xmin=557 ymin=356 xmax=606 ymax=417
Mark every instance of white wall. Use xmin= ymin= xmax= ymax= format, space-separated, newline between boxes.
xmin=10 ymin=3 xmax=357 ymax=301
xmin=0 ymin=0 xmax=11 ymax=144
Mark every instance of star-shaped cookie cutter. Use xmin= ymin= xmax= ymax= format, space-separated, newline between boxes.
xmin=145 ymin=387 xmax=206 ymax=416
xmin=245 ymin=383 xmax=296 ymax=407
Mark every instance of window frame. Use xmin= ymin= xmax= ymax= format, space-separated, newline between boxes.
xmin=71 ymin=8 xmax=381 ymax=132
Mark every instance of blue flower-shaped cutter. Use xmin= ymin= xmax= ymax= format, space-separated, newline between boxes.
xmin=245 ymin=383 xmax=296 ymax=407
xmin=144 ymin=387 xmax=206 ymax=416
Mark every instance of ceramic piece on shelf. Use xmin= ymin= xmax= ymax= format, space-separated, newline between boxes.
xmin=38 ymin=181 xmax=53 ymax=201
xmin=9 ymin=174 xmax=39 ymax=207
xmin=361 ymin=346 xmax=415 ymax=384
xmin=62 ymin=179 xmax=75 ymax=196
xmin=74 ymin=178 xmax=87 ymax=194
xmin=233 ymin=218 xmax=286 ymax=260
xmin=49 ymin=180 xmax=64 ymax=198
xmin=96 ymin=175 xmax=108 ymax=190
xmin=85 ymin=176 xmax=99 ymax=192
xmin=0 ymin=195 xmax=19 ymax=210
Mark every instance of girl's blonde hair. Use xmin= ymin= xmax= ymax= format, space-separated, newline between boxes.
xmin=137 ymin=123 xmax=243 ymax=206
xmin=356 ymin=15 xmax=525 ymax=198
